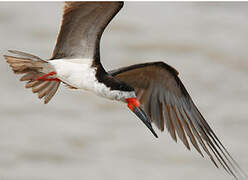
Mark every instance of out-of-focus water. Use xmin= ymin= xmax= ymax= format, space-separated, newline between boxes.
xmin=0 ymin=2 xmax=248 ymax=180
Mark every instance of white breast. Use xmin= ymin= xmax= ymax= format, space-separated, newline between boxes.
xmin=48 ymin=59 xmax=135 ymax=101
xmin=49 ymin=59 xmax=96 ymax=90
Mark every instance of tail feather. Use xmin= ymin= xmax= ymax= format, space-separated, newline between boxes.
xmin=38 ymin=82 xmax=55 ymax=99
xmin=32 ymin=81 xmax=51 ymax=93
xmin=8 ymin=50 xmax=42 ymax=60
xmin=44 ymin=82 xmax=60 ymax=104
xmin=4 ymin=50 xmax=60 ymax=104
xmin=25 ymin=80 xmax=43 ymax=88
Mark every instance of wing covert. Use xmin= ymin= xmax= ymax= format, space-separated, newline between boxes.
xmin=51 ymin=2 xmax=123 ymax=61
xmin=109 ymin=61 xmax=246 ymax=179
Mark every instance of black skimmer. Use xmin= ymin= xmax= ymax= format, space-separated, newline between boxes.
xmin=3 ymin=2 xmax=247 ymax=179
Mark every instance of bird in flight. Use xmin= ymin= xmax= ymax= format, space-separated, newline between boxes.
xmin=3 ymin=2 xmax=247 ymax=179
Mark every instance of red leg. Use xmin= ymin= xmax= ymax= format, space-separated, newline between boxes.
xmin=41 ymin=78 xmax=60 ymax=82
xmin=37 ymin=71 xmax=60 ymax=82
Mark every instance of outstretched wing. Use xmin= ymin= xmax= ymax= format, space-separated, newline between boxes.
xmin=51 ymin=2 xmax=123 ymax=62
xmin=109 ymin=61 xmax=246 ymax=179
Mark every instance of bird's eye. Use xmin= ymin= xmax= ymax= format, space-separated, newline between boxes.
xmin=119 ymin=84 xmax=124 ymax=89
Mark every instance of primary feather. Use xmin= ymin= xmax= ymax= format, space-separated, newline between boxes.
xmin=110 ymin=61 xmax=247 ymax=179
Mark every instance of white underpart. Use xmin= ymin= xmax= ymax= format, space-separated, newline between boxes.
xmin=44 ymin=59 xmax=136 ymax=102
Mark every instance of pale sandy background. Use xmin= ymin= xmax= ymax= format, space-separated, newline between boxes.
xmin=0 ymin=2 xmax=248 ymax=180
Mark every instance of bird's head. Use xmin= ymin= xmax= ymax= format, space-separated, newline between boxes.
xmin=109 ymin=80 xmax=158 ymax=138
xmin=125 ymin=97 xmax=158 ymax=138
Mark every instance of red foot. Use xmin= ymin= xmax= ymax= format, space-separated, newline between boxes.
xmin=37 ymin=71 xmax=60 ymax=82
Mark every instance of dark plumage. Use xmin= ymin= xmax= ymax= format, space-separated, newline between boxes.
xmin=3 ymin=2 xmax=247 ymax=179
xmin=109 ymin=61 xmax=246 ymax=179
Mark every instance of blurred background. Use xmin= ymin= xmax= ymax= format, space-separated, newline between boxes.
xmin=0 ymin=2 xmax=248 ymax=180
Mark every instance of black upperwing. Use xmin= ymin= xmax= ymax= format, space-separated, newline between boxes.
xmin=51 ymin=1 xmax=123 ymax=64
xmin=109 ymin=61 xmax=247 ymax=179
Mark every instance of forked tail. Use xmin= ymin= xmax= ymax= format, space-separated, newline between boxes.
xmin=4 ymin=50 xmax=60 ymax=104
